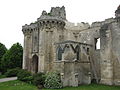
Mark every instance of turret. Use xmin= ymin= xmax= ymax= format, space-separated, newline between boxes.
xmin=50 ymin=6 xmax=66 ymax=20
xmin=22 ymin=24 xmax=32 ymax=36
xmin=22 ymin=23 xmax=38 ymax=71
xmin=36 ymin=6 xmax=66 ymax=72
xmin=22 ymin=23 xmax=38 ymax=35
xmin=37 ymin=6 xmax=66 ymax=30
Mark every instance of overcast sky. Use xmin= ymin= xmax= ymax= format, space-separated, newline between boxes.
xmin=0 ymin=0 xmax=119 ymax=48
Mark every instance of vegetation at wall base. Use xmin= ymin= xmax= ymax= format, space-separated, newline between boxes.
xmin=44 ymin=72 xmax=62 ymax=89
xmin=32 ymin=72 xmax=45 ymax=87
xmin=17 ymin=69 xmax=32 ymax=83
xmin=44 ymin=84 xmax=120 ymax=90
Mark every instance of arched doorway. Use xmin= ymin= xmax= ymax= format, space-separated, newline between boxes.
xmin=32 ymin=55 xmax=38 ymax=73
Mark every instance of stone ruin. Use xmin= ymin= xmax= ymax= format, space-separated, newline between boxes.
xmin=22 ymin=5 xmax=120 ymax=86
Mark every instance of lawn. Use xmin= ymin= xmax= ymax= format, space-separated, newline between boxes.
xmin=0 ymin=80 xmax=37 ymax=90
xmin=0 ymin=80 xmax=120 ymax=90
xmin=44 ymin=84 xmax=120 ymax=90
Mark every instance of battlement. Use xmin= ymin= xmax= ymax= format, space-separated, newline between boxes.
xmin=22 ymin=6 xmax=116 ymax=32
xmin=91 ymin=18 xmax=115 ymax=28
xmin=22 ymin=22 xmax=37 ymax=30
xmin=65 ymin=21 xmax=90 ymax=30
xmin=65 ymin=17 xmax=115 ymax=31
xmin=22 ymin=22 xmax=38 ymax=35
xmin=50 ymin=6 xmax=66 ymax=19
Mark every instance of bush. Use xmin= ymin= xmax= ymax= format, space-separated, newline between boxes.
xmin=32 ymin=72 xmax=45 ymax=86
xmin=17 ymin=69 xmax=32 ymax=83
xmin=22 ymin=76 xmax=33 ymax=84
xmin=5 ymin=68 xmax=20 ymax=77
xmin=44 ymin=72 xmax=62 ymax=89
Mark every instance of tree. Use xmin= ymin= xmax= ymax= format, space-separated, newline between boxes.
xmin=1 ymin=43 xmax=23 ymax=73
xmin=0 ymin=43 xmax=7 ymax=71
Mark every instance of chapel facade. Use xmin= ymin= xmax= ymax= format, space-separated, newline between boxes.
xmin=22 ymin=5 xmax=120 ymax=86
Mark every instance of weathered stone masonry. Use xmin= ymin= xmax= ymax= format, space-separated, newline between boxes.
xmin=22 ymin=5 xmax=120 ymax=86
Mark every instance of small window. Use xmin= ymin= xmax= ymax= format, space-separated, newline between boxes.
xmin=95 ymin=38 xmax=100 ymax=50
xmin=52 ymin=21 xmax=54 ymax=23
xmin=57 ymin=47 xmax=63 ymax=60
xmin=87 ymin=48 xmax=89 ymax=55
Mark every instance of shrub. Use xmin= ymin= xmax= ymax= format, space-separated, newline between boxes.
xmin=22 ymin=76 xmax=33 ymax=84
xmin=44 ymin=72 xmax=62 ymax=89
xmin=32 ymin=72 xmax=45 ymax=86
xmin=17 ymin=69 xmax=32 ymax=82
xmin=5 ymin=68 xmax=20 ymax=77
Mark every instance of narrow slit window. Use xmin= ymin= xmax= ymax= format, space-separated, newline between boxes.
xmin=95 ymin=38 xmax=100 ymax=50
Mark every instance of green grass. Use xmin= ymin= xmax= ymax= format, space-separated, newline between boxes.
xmin=43 ymin=84 xmax=120 ymax=90
xmin=0 ymin=80 xmax=120 ymax=90
xmin=0 ymin=80 xmax=37 ymax=90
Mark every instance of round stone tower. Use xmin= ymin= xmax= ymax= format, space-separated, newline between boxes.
xmin=37 ymin=6 xmax=66 ymax=72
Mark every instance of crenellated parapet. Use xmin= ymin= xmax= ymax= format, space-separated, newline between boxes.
xmin=91 ymin=18 xmax=115 ymax=28
xmin=38 ymin=19 xmax=65 ymax=30
xmin=37 ymin=6 xmax=66 ymax=30
xmin=22 ymin=22 xmax=38 ymax=36
xmin=50 ymin=6 xmax=66 ymax=20
xmin=65 ymin=21 xmax=90 ymax=30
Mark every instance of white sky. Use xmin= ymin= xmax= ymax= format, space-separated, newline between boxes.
xmin=0 ymin=0 xmax=119 ymax=49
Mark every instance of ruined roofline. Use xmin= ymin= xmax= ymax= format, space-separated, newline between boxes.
xmin=22 ymin=17 xmax=115 ymax=32
xmin=22 ymin=5 xmax=116 ymax=31
xmin=37 ymin=6 xmax=66 ymax=21
xmin=65 ymin=17 xmax=115 ymax=31
xmin=22 ymin=22 xmax=38 ymax=30
xmin=22 ymin=22 xmax=38 ymax=35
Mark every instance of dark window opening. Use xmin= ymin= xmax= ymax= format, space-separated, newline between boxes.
xmin=32 ymin=55 xmax=38 ymax=73
xmin=57 ymin=47 xmax=63 ymax=60
xmin=87 ymin=48 xmax=89 ymax=55
xmin=70 ymin=44 xmax=80 ymax=60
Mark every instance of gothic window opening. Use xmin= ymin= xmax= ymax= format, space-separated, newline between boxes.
xmin=95 ymin=38 xmax=100 ymax=50
xmin=70 ymin=44 xmax=80 ymax=60
xmin=75 ymin=45 xmax=80 ymax=60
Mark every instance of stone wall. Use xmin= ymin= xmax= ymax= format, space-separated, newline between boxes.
xmin=111 ymin=22 xmax=120 ymax=85
xmin=22 ymin=6 xmax=120 ymax=86
xmin=100 ymin=20 xmax=120 ymax=85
